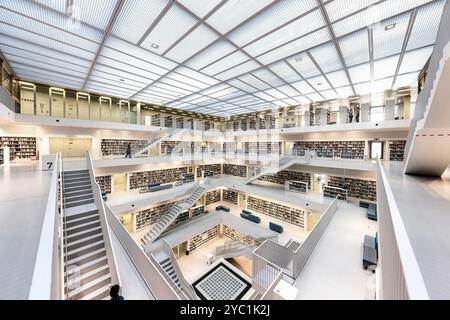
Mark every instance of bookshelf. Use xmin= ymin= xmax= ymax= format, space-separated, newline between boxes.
xmin=285 ymin=180 xmax=308 ymax=193
xmin=223 ymin=225 xmax=255 ymax=246
xmin=205 ymin=190 xmax=221 ymax=205
xmin=135 ymin=201 xmax=178 ymax=230
xmin=258 ymin=170 xmax=311 ymax=187
xmin=0 ymin=136 xmax=37 ymax=160
xmin=188 ymin=225 xmax=221 ymax=252
xmin=389 ymin=140 xmax=406 ymax=161
xmin=292 ymin=141 xmax=365 ymax=159
xmin=190 ymin=205 xmax=205 ymax=219
xmin=164 ymin=115 xmax=173 ymax=128
xmin=0 ymin=148 xmax=3 ymax=165
xmin=247 ymin=196 xmax=307 ymax=229
xmin=327 ymin=176 xmax=376 ymax=201
xmin=176 ymin=117 xmax=184 ymax=129
xmin=173 ymin=210 xmax=190 ymax=226
xmin=129 ymin=167 xmax=188 ymax=190
xmin=182 ymin=173 xmax=195 ymax=184
xmin=223 ymin=189 xmax=238 ymax=205
xmin=101 ymin=139 xmax=148 ymax=157
xmin=323 ymin=186 xmax=347 ymax=201
xmin=223 ymin=163 xmax=247 ymax=177
xmin=151 ymin=114 xmax=161 ymax=127
xmin=196 ymin=164 xmax=222 ymax=178
xmin=95 ymin=175 xmax=112 ymax=194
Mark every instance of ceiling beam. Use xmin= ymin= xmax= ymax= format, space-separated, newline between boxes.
xmin=81 ymin=0 xmax=125 ymax=90
xmin=136 ymin=0 xmax=175 ymax=46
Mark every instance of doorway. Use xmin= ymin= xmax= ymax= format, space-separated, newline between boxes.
xmin=49 ymin=137 xmax=92 ymax=158
xmin=113 ymin=173 xmax=127 ymax=193
xmin=369 ymin=141 xmax=384 ymax=160
xmin=173 ymin=241 xmax=188 ymax=259
xmin=118 ymin=213 xmax=133 ymax=233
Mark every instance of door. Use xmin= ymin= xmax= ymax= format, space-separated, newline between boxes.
xmin=313 ymin=173 xmax=327 ymax=193
xmin=370 ymin=141 xmax=384 ymax=160
xmin=113 ymin=173 xmax=127 ymax=193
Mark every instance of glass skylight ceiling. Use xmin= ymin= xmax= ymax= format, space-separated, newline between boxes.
xmin=0 ymin=0 xmax=446 ymax=116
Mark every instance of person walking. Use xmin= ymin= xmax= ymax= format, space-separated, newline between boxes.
xmin=125 ymin=143 xmax=131 ymax=158
xmin=109 ymin=284 xmax=124 ymax=300
xmin=355 ymin=106 xmax=360 ymax=123
xmin=349 ymin=110 xmax=353 ymax=123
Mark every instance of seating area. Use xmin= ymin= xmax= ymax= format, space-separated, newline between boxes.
xmin=240 ymin=210 xmax=261 ymax=223
xmin=269 ymin=222 xmax=283 ymax=233
xmin=362 ymin=233 xmax=378 ymax=271
xmin=215 ymin=205 xmax=230 ymax=212
xmin=367 ymin=203 xmax=377 ymax=221
xmin=147 ymin=182 xmax=173 ymax=192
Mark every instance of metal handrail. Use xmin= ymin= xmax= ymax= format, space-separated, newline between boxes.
xmin=59 ymin=154 xmax=69 ymax=300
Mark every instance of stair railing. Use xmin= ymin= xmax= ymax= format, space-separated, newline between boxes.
xmin=60 ymin=154 xmax=69 ymax=300
xmin=85 ymin=151 xmax=121 ymax=291
xmin=161 ymin=240 xmax=198 ymax=300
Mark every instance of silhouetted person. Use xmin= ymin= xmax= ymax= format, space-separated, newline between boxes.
xmin=349 ymin=110 xmax=353 ymax=123
xmin=125 ymin=143 xmax=131 ymax=158
xmin=355 ymin=106 xmax=360 ymax=123
xmin=109 ymin=284 xmax=124 ymax=300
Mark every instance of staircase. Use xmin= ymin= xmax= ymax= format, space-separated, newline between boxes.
xmin=157 ymin=255 xmax=182 ymax=289
xmin=133 ymin=129 xmax=181 ymax=158
xmin=141 ymin=180 xmax=208 ymax=248
xmin=61 ymin=166 xmax=119 ymax=300
xmin=245 ymin=155 xmax=296 ymax=184
xmin=215 ymin=240 xmax=254 ymax=260
xmin=285 ymin=239 xmax=301 ymax=252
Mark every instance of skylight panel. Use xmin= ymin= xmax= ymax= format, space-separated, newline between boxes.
xmin=338 ymin=29 xmax=369 ymax=67
xmin=184 ymin=40 xmax=235 ymax=70
xmin=309 ymin=42 xmax=342 ymax=73
xmin=393 ymin=72 xmax=420 ymax=89
xmin=373 ymin=55 xmax=400 ymax=80
xmin=326 ymin=70 xmax=350 ymax=88
xmin=348 ymin=63 xmax=371 ymax=83
xmin=286 ymin=53 xmax=321 ymax=78
xmin=252 ymin=69 xmax=285 ymax=87
xmin=165 ymin=24 xmax=219 ymax=63
xmin=176 ymin=0 xmax=222 ymax=18
xmin=202 ymin=51 xmax=250 ymax=76
xmin=335 ymin=86 xmax=354 ymax=98
xmin=215 ymin=60 xmax=260 ymax=81
xmin=111 ymin=0 xmax=169 ymax=44
xmin=141 ymin=4 xmax=198 ymax=53
xmin=399 ymin=47 xmax=433 ymax=74
xmin=291 ymin=80 xmax=315 ymax=94
xmin=206 ymin=0 xmax=273 ymax=34
xmin=268 ymin=61 xmax=302 ymax=83
xmin=309 ymin=75 xmax=332 ymax=91
xmin=228 ymin=0 xmax=317 ymax=46
xmin=372 ymin=12 xmax=410 ymax=59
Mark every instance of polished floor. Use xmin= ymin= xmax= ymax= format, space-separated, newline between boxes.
xmin=0 ymin=161 xmax=53 ymax=299
xmin=294 ymin=202 xmax=377 ymax=300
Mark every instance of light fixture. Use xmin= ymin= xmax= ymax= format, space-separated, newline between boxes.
xmin=385 ymin=23 xmax=396 ymax=31
xmin=317 ymin=82 xmax=323 ymax=86
xmin=151 ymin=43 xmax=159 ymax=49
xmin=119 ymin=78 xmax=125 ymax=82
xmin=295 ymin=57 xmax=303 ymax=62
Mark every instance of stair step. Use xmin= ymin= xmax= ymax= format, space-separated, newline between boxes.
xmin=67 ymin=274 xmax=111 ymax=300
xmin=63 ymin=170 xmax=88 ymax=175
xmin=65 ymin=211 xmax=99 ymax=225
xmin=65 ymin=220 xmax=101 ymax=236
xmin=66 ymin=233 xmax=103 ymax=247
xmin=64 ymin=189 xmax=93 ymax=198
xmin=64 ymin=177 xmax=91 ymax=185
xmin=63 ymin=173 xmax=90 ymax=180
xmin=85 ymin=286 xmax=111 ymax=300
xmin=65 ymin=248 xmax=106 ymax=270
xmin=66 ymin=242 xmax=105 ymax=261
xmin=64 ymin=181 xmax=91 ymax=188
xmin=64 ymin=198 xmax=95 ymax=208
xmin=66 ymin=226 xmax=102 ymax=243
xmin=64 ymin=254 xmax=108 ymax=276
xmin=65 ymin=264 xmax=110 ymax=289
xmin=63 ymin=184 xmax=92 ymax=193
xmin=66 ymin=236 xmax=103 ymax=253
xmin=64 ymin=194 xmax=94 ymax=203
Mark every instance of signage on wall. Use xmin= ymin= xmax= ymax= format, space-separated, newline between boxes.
xmin=42 ymin=154 xmax=56 ymax=171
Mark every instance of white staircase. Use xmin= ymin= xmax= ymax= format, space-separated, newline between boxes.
xmin=140 ymin=179 xmax=209 ymax=248
xmin=285 ymin=239 xmax=301 ymax=252
xmin=245 ymin=155 xmax=296 ymax=184
xmin=215 ymin=240 xmax=254 ymax=260
xmin=62 ymin=168 xmax=118 ymax=300
xmin=133 ymin=128 xmax=181 ymax=158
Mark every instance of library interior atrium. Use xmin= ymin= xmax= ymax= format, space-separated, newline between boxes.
xmin=0 ymin=0 xmax=450 ymax=301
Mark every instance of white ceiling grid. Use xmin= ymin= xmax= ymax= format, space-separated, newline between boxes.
xmin=0 ymin=0 xmax=446 ymax=117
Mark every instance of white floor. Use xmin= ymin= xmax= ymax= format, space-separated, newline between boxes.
xmin=0 ymin=161 xmax=53 ymax=299
xmin=294 ymin=201 xmax=378 ymax=300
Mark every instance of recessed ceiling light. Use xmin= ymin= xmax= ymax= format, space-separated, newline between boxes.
xmin=385 ymin=23 xmax=396 ymax=31
xmin=295 ymin=57 xmax=303 ymax=62
xmin=317 ymin=82 xmax=323 ymax=86
xmin=151 ymin=43 xmax=159 ymax=49
xmin=119 ymin=78 xmax=125 ymax=82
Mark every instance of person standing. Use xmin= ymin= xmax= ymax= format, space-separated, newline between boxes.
xmin=125 ymin=143 xmax=131 ymax=158
xmin=349 ymin=110 xmax=353 ymax=123
xmin=355 ymin=106 xmax=360 ymax=123
xmin=109 ymin=284 xmax=124 ymax=300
